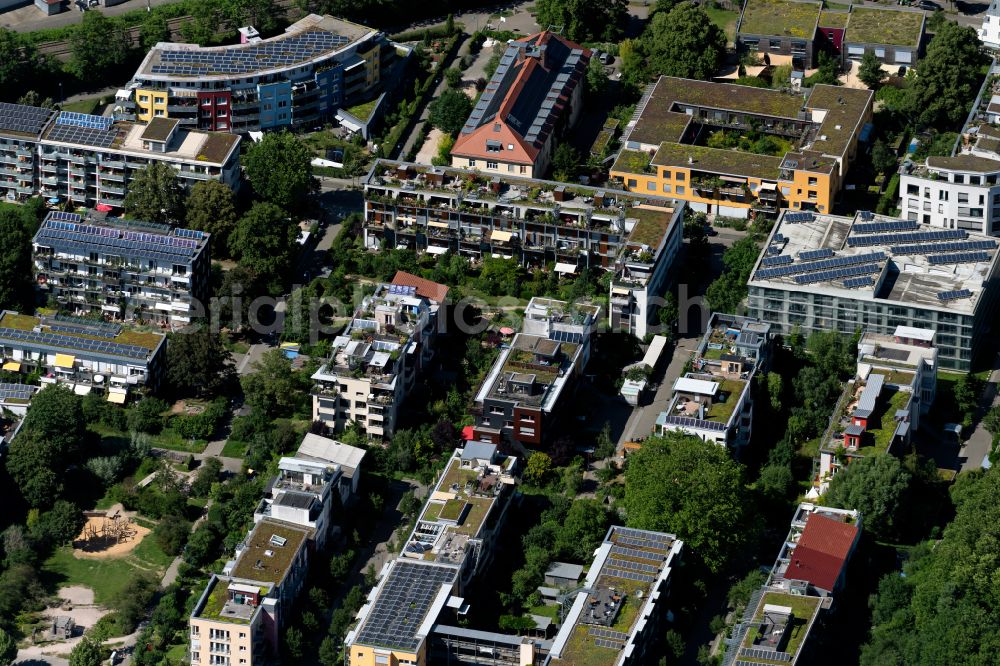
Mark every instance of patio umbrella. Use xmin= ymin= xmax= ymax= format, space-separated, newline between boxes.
xmin=499 ymin=327 xmax=515 ymax=336
xmin=95 ymin=204 xmax=113 ymax=212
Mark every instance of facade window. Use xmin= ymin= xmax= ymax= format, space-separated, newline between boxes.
xmin=519 ymin=165 xmax=527 ymax=174
xmin=647 ymin=182 xmax=656 ymax=191
xmin=676 ymin=185 xmax=685 ymax=195
xmin=808 ymin=177 xmax=817 ymax=186
xmin=808 ymin=190 xmax=817 ymax=199
xmin=939 ymin=190 xmax=949 ymax=201
xmin=958 ymin=193 xmax=969 ymax=204
xmin=662 ymin=184 xmax=672 ymax=193
xmin=468 ymin=159 xmax=476 ymax=167
xmin=970 ymin=175 xmax=981 ymax=185
xmin=627 ymin=179 xmax=637 ymax=188
xmin=486 ymin=161 xmax=498 ymax=169
xmin=954 ymin=174 xmax=965 ymax=184
xmin=907 ymin=184 xmax=919 ymax=195
xmin=769 ymin=39 xmax=782 ymax=49
xmin=676 ymin=172 xmax=686 ymax=181
xmin=662 ymin=170 xmax=672 ymax=180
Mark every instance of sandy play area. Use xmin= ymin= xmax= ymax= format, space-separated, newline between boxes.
xmin=72 ymin=511 xmax=151 ymax=559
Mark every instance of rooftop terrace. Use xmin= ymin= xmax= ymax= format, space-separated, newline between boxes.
xmin=845 ymin=7 xmax=924 ymax=46
xmin=739 ymin=0 xmax=821 ymax=38
xmin=740 ymin=592 xmax=822 ymax=663
xmin=193 ymin=577 xmax=267 ymax=625
xmin=229 ymin=521 xmax=310 ymax=585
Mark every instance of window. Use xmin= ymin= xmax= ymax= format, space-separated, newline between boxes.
xmin=676 ymin=185 xmax=685 ymax=195
xmin=486 ymin=161 xmax=498 ymax=169
xmin=958 ymin=192 xmax=969 ymax=204
xmin=939 ymin=190 xmax=949 ymax=201
xmin=907 ymin=184 xmax=919 ymax=195
xmin=808 ymin=190 xmax=817 ymax=199
xmin=662 ymin=184 xmax=672 ymax=193
xmin=662 ymin=170 xmax=672 ymax=180
xmin=954 ymin=174 xmax=965 ymax=184
xmin=468 ymin=159 xmax=476 ymax=167
xmin=971 ymin=175 xmax=982 ymax=185
xmin=676 ymin=172 xmax=686 ymax=181
xmin=874 ymin=47 xmax=886 ymax=58
xmin=627 ymin=179 xmax=637 ymax=188
xmin=808 ymin=177 xmax=817 ymax=186
xmin=769 ymin=39 xmax=782 ymax=49
xmin=519 ymin=165 xmax=527 ymax=174
xmin=647 ymin=182 xmax=656 ymax=191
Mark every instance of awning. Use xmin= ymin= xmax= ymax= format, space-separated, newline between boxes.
xmin=107 ymin=392 xmax=127 ymax=404
xmin=758 ymin=182 xmax=777 ymax=191
xmin=426 ymin=245 xmax=449 ymax=255
xmin=73 ymin=384 xmax=92 ymax=396
xmin=2 ymin=361 xmax=20 ymax=372
xmin=427 ymin=221 xmax=450 ymax=229
xmin=490 ymin=230 xmax=513 ymax=243
xmin=555 ymin=262 xmax=578 ymax=274
xmin=54 ymin=354 xmax=76 ymax=369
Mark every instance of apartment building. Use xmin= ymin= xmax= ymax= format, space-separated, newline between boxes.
xmin=0 ymin=310 xmax=166 ymax=396
xmin=543 ymin=526 xmax=683 ymax=666
xmin=346 ymin=445 xmax=524 ymax=666
xmin=311 ymin=276 xmax=447 ymax=439
xmin=0 ymin=104 xmax=240 ymax=209
xmin=190 ymin=520 xmax=312 ymax=666
xmin=841 ymin=7 xmax=925 ymax=66
xmin=253 ymin=433 xmax=366 ymax=550
xmin=472 ymin=298 xmax=600 ymax=450
xmin=654 ymin=314 xmax=772 ymax=449
xmin=450 ymin=31 xmax=589 ymax=178
xmin=364 ymin=161 xmax=685 ymax=338
xmin=33 ymin=210 xmax=212 ymax=327
xmin=981 ymin=0 xmax=1000 ymax=48
xmin=723 ymin=504 xmax=860 ymax=666
xmin=610 ymin=77 xmax=873 ymax=218
xmin=736 ymin=0 xmax=823 ymax=69
xmin=118 ymin=14 xmax=395 ymax=133
xmin=814 ymin=326 xmax=937 ymax=493
xmin=746 ymin=210 xmax=1000 ymax=370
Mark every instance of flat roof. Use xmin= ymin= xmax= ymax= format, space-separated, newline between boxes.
xmin=135 ymin=14 xmax=374 ymax=79
xmin=296 ymin=433 xmax=366 ymax=471
xmin=0 ymin=102 xmax=56 ymax=140
xmin=640 ymin=76 xmax=806 ymax=121
xmin=735 ymin=591 xmax=822 ymax=663
xmin=229 ymin=520 xmax=310 ymax=585
xmin=652 ymin=141 xmax=783 ymax=180
xmin=739 ymin=0 xmax=821 ymax=39
xmin=819 ymin=10 xmax=850 ymax=28
xmin=674 ymin=376 xmax=720 ymax=396
xmin=844 ymin=7 xmax=924 ymax=47
xmin=140 ymin=117 xmax=179 ymax=142
xmin=805 ymin=85 xmax=874 ymax=159
xmin=0 ymin=310 xmax=164 ymax=359
xmin=748 ymin=211 xmax=999 ymax=315
xmin=627 ymin=109 xmax=691 ymax=147
xmin=352 ymin=560 xmax=457 ymax=652
xmin=926 ymin=154 xmax=1000 ymax=173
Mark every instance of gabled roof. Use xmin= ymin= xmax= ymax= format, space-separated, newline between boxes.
xmin=451 ymin=31 xmax=590 ymax=164
xmin=789 ymin=513 xmax=858 ymax=591
xmin=391 ymin=271 xmax=449 ymax=303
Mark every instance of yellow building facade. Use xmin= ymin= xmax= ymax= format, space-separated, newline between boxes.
xmin=134 ymin=88 xmax=168 ymax=122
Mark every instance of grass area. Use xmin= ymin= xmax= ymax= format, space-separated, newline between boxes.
xmin=652 ymin=142 xmax=783 ymax=180
xmin=220 ymin=439 xmax=247 ymax=458
xmin=440 ymin=498 xmax=468 ymax=521
xmin=90 ymin=423 xmax=208 ymax=454
xmin=747 ymin=592 xmax=821 ymax=656
xmin=421 ymin=502 xmax=444 ymax=522
xmin=740 ymin=0 xmax=822 ymax=38
xmin=705 ymin=378 xmax=748 ymax=423
xmin=627 ymin=205 xmax=676 ymax=247
xmin=528 ymin=604 xmax=560 ymax=620
xmin=705 ymin=129 xmax=794 ymax=157
xmin=846 ymin=7 xmax=924 ymax=46
xmin=164 ymin=644 xmax=188 ymax=661
xmin=611 ymin=149 xmax=654 ymax=175
xmin=705 ymin=5 xmax=740 ymax=43
xmin=344 ymin=98 xmax=379 ymax=121
xmin=819 ymin=9 xmax=850 ymax=28
xmin=42 ymin=538 xmax=171 ymax=606
xmin=859 ymin=387 xmax=912 ymax=454
xmin=60 ymin=98 xmax=101 ymax=115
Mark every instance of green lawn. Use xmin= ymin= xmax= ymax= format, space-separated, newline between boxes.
xmin=60 ymin=97 xmax=101 ymax=115
xmin=90 ymin=423 xmax=208 ymax=454
xmin=42 ymin=538 xmax=171 ymax=605
xmin=705 ymin=6 xmax=740 ymax=44
xmin=221 ymin=439 xmax=247 ymax=458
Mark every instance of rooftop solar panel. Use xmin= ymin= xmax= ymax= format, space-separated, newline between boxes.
xmin=847 ymin=229 xmax=967 ymax=247
xmin=853 ymin=219 xmax=919 ymax=234
xmin=938 ymin=289 xmax=973 ymax=301
xmin=928 ymin=251 xmax=991 ymax=265
xmin=0 ymin=102 xmax=54 ymax=137
xmin=0 ymin=383 xmax=38 ymax=402
xmin=761 ymin=255 xmax=792 ymax=267
xmin=798 ymin=248 xmax=834 ymax=261
xmin=890 ymin=240 xmax=997 ymax=255
xmin=843 ymin=276 xmax=874 ymax=289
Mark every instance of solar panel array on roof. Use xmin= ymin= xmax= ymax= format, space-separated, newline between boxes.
xmin=607 ymin=557 xmax=659 ymax=574
xmin=741 ymin=648 xmax=792 ymax=662
xmin=938 ymin=289 xmax=973 ymax=301
xmin=891 ymin=239 xmax=997 ymax=256
xmin=149 ymin=29 xmax=351 ymax=77
xmin=603 ymin=566 xmax=657 ymax=583
xmin=793 ymin=263 xmax=881 ymax=285
xmin=610 ymin=545 xmax=665 ymax=562
xmin=798 ymin=248 xmax=834 ymax=261
xmin=46 ymin=123 xmax=117 ymax=149
xmin=843 ymin=275 xmax=874 ymax=289
xmin=659 ymin=414 xmax=727 ymax=431
xmin=57 ymin=111 xmax=113 ymax=131
xmin=0 ymin=327 xmax=152 ymax=359
xmin=853 ymin=219 xmax=919 ymax=234
xmin=353 ymin=561 xmax=456 ymax=651
xmin=589 ymin=627 xmax=630 ymax=643
xmin=784 ymin=212 xmax=815 ymax=223
xmin=755 ymin=252 xmax=886 ymax=280
xmin=594 ymin=638 xmax=627 ymax=650
xmin=761 ymin=255 xmax=792 ymax=267
xmin=928 ymin=251 xmax=991 ymax=265
xmin=387 ymin=284 xmax=417 ymax=296
xmin=36 ymin=213 xmax=203 ymax=263
xmin=0 ymin=383 xmax=38 ymax=402
xmin=859 ymin=210 xmax=875 ymax=221
xmin=847 ymin=229 xmax=967 ymax=247
xmin=0 ymin=103 xmax=54 ymax=137
xmin=856 ymin=373 xmax=884 ymax=414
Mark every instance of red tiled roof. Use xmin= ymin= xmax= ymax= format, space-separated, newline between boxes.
xmin=391 ymin=271 xmax=449 ymax=303
xmin=788 ymin=513 xmax=859 ymax=592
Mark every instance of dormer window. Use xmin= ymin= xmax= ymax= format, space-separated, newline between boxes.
xmin=493 ymin=123 xmax=501 ymax=132
xmin=486 ymin=140 xmax=501 ymax=153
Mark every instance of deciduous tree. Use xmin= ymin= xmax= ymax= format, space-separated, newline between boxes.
xmin=166 ymin=329 xmax=235 ymax=397
xmin=185 ymin=180 xmax=238 ymax=252
xmin=858 ymin=51 xmax=886 ymax=89
xmin=243 ymin=131 xmax=315 ymax=211
xmin=643 ymin=3 xmax=726 ymax=81
xmin=0 ymin=28 xmax=37 ymax=93
xmin=904 ymin=21 xmax=988 ymax=129
xmin=124 ymin=162 xmax=184 ymax=225
xmin=0 ymin=627 xmax=16 ymax=666
xmin=523 ymin=452 xmax=552 ymax=485
xmin=67 ymin=12 xmax=129 ymax=81
xmin=228 ymin=202 xmax=299 ymax=295
xmin=0 ymin=207 xmax=34 ymax=312
xmin=428 ymin=88 xmax=473 ymax=136
xmin=69 ymin=636 xmax=103 ymax=666
xmin=826 ymin=454 xmax=911 ymax=538
xmin=534 ymin=0 xmax=627 ymax=42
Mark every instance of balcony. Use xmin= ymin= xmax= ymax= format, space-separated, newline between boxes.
xmin=100 ymin=184 xmax=126 ymax=195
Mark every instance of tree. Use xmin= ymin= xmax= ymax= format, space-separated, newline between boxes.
xmin=240 ymin=349 xmax=308 ymax=419
xmin=623 ymin=432 xmax=752 ymax=572
xmin=858 ymin=52 xmax=886 ymax=89
xmin=243 ymin=131 xmax=315 ymax=211
xmin=870 ymin=139 xmax=898 ymax=176
xmin=69 ymin=637 xmax=103 ymax=666
xmin=155 ymin=515 xmax=192 ymax=556
xmin=284 ymin=626 xmax=305 ymax=661
xmin=826 ymin=455 xmax=911 ymax=538
xmin=534 ymin=0 xmax=627 ymax=42
xmin=555 ymin=499 xmax=608 ymax=560
xmin=124 ymin=162 xmax=184 ymax=225
xmin=224 ymin=0 xmax=279 ymax=34
xmin=31 ymin=500 xmax=85 ymax=546
xmin=983 ymin=404 xmax=1000 ymax=435
xmin=0 ymin=627 xmax=16 ymax=666
xmin=444 ymin=67 xmax=463 ymax=89
xmin=551 ymin=143 xmax=579 ymax=182
xmin=180 ymin=0 xmax=223 ymax=45
xmin=166 ymin=329 xmax=235 ymax=397
xmin=705 ymin=236 xmax=760 ymax=313
xmin=66 ymin=11 xmax=129 ymax=80
xmin=127 ymin=396 xmax=169 ymax=434
xmin=766 ymin=372 xmax=783 ymax=412
xmin=643 ymin=4 xmax=726 ymax=81
xmin=428 ymin=88 xmax=473 ymax=136
xmin=585 ymin=56 xmax=608 ymax=98
xmin=904 ymin=21 xmax=987 ymax=129
xmin=185 ymin=180 xmax=238 ymax=252
xmin=191 ymin=457 xmax=223 ymax=497
xmin=445 ymin=13 xmax=455 ymax=35
xmin=523 ymin=452 xmax=552 ymax=485
xmin=229 ymin=202 xmax=299 ymax=295
xmin=0 ymin=206 xmax=34 ymax=312
xmin=139 ymin=12 xmax=170 ymax=50
xmin=0 ymin=28 xmax=37 ymax=93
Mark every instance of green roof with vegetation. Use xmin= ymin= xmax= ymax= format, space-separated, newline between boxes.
xmin=858 ymin=386 xmax=911 ymax=456
xmin=197 ymin=580 xmax=266 ymax=624
xmin=611 ymin=149 xmax=654 ymax=175
xmin=651 ymin=142 xmax=783 ymax=180
xmin=344 ymin=98 xmax=379 ymax=121
xmin=0 ymin=312 xmax=164 ymax=351
xmin=845 ymin=7 xmax=924 ymax=46
xmin=229 ymin=521 xmax=309 ymax=584
xmin=739 ymin=0 xmax=821 ymax=38
xmin=627 ymin=205 xmax=677 ymax=248
xmin=819 ymin=10 xmax=850 ymax=28
xmin=745 ymin=592 xmax=822 ymax=658
xmin=705 ymin=378 xmax=749 ymax=423
xmin=644 ymin=76 xmax=806 ymax=121
xmin=628 ymin=110 xmax=692 ymax=146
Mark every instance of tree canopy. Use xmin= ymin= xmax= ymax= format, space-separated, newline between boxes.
xmin=428 ymin=88 xmax=473 ymax=136
xmin=66 ymin=11 xmax=130 ymax=81
xmin=826 ymin=454 xmax=911 ymax=539
xmin=185 ymin=180 xmax=238 ymax=253
xmin=903 ymin=21 xmax=988 ymax=129
xmin=534 ymin=0 xmax=627 ymax=42
xmin=243 ymin=131 xmax=315 ymax=211
xmin=858 ymin=52 xmax=886 ymax=89
xmin=0 ymin=28 xmax=38 ymax=94
xmin=0 ymin=205 xmax=36 ymax=313
xmin=705 ymin=236 xmax=761 ymax=314
xmin=228 ymin=202 xmax=300 ymax=295
xmin=623 ymin=432 xmax=752 ymax=572
xmin=124 ymin=162 xmax=184 ymax=225
xmin=644 ymin=4 xmax=725 ymax=80
xmin=166 ymin=329 xmax=235 ymax=397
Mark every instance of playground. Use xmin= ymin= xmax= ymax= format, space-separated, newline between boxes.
xmin=72 ymin=507 xmax=151 ymax=559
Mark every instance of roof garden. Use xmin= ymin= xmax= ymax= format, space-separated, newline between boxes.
xmin=229 ymin=521 xmax=309 ymax=585
xmin=645 ymin=77 xmax=806 ymax=121
xmin=845 ymin=7 xmax=924 ymax=46
xmin=819 ymin=10 xmax=850 ymax=28
xmin=805 ymin=85 xmax=873 ymax=158
xmin=856 ymin=385 xmax=911 ymax=456
xmin=611 ymin=149 xmax=655 ymax=175
xmin=418 ymin=455 xmax=508 ymax=540
xmin=195 ymin=578 xmax=267 ymax=625
xmin=0 ymin=311 xmax=164 ymax=352
xmin=705 ymin=378 xmax=747 ymax=423
xmin=744 ymin=592 xmax=821 ymax=660
xmin=626 ymin=205 xmax=676 ymax=248
xmin=739 ymin=0 xmax=821 ymax=38
xmin=651 ymin=142 xmax=783 ymax=180
xmin=628 ymin=109 xmax=692 ymax=147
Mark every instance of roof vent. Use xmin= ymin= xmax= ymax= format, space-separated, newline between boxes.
xmin=835 ymin=124 xmax=842 ymax=130
xmin=819 ymin=135 xmax=828 ymax=141
xmin=264 ymin=549 xmax=274 ymax=557
xmin=687 ymin=156 xmax=694 ymax=164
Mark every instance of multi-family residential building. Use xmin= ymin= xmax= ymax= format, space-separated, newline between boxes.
xmin=311 ymin=276 xmax=447 ymax=439
xmin=813 ymin=326 xmax=937 ymax=493
xmin=450 ymin=32 xmax=590 ymax=178
xmin=841 ymin=7 xmax=925 ymax=67
xmin=253 ymin=433 xmax=366 ymax=550
xmin=0 ymin=310 xmax=166 ymax=397
xmin=543 ymin=526 xmax=683 ymax=666
xmin=118 ymin=14 xmax=396 ymax=133
xmin=654 ymin=313 xmax=772 ymax=448
xmin=189 ymin=520 xmax=312 ymax=666
xmin=0 ymin=104 xmax=240 ymax=209
xmin=610 ymin=77 xmax=872 ymax=218
xmin=723 ymin=504 xmax=861 ymax=666
xmin=33 ymin=210 xmax=212 ymax=327
xmin=345 ymin=445 xmax=524 ymax=666
xmin=981 ymin=0 xmax=1000 ymax=48
xmin=736 ymin=0 xmax=823 ymax=70
xmin=364 ymin=161 xmax=685 ymax=337
xmin=746 ymin=210 xmax=1000 ymax=370
xmin=472 ymin=298 xmax=600 ymax=450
